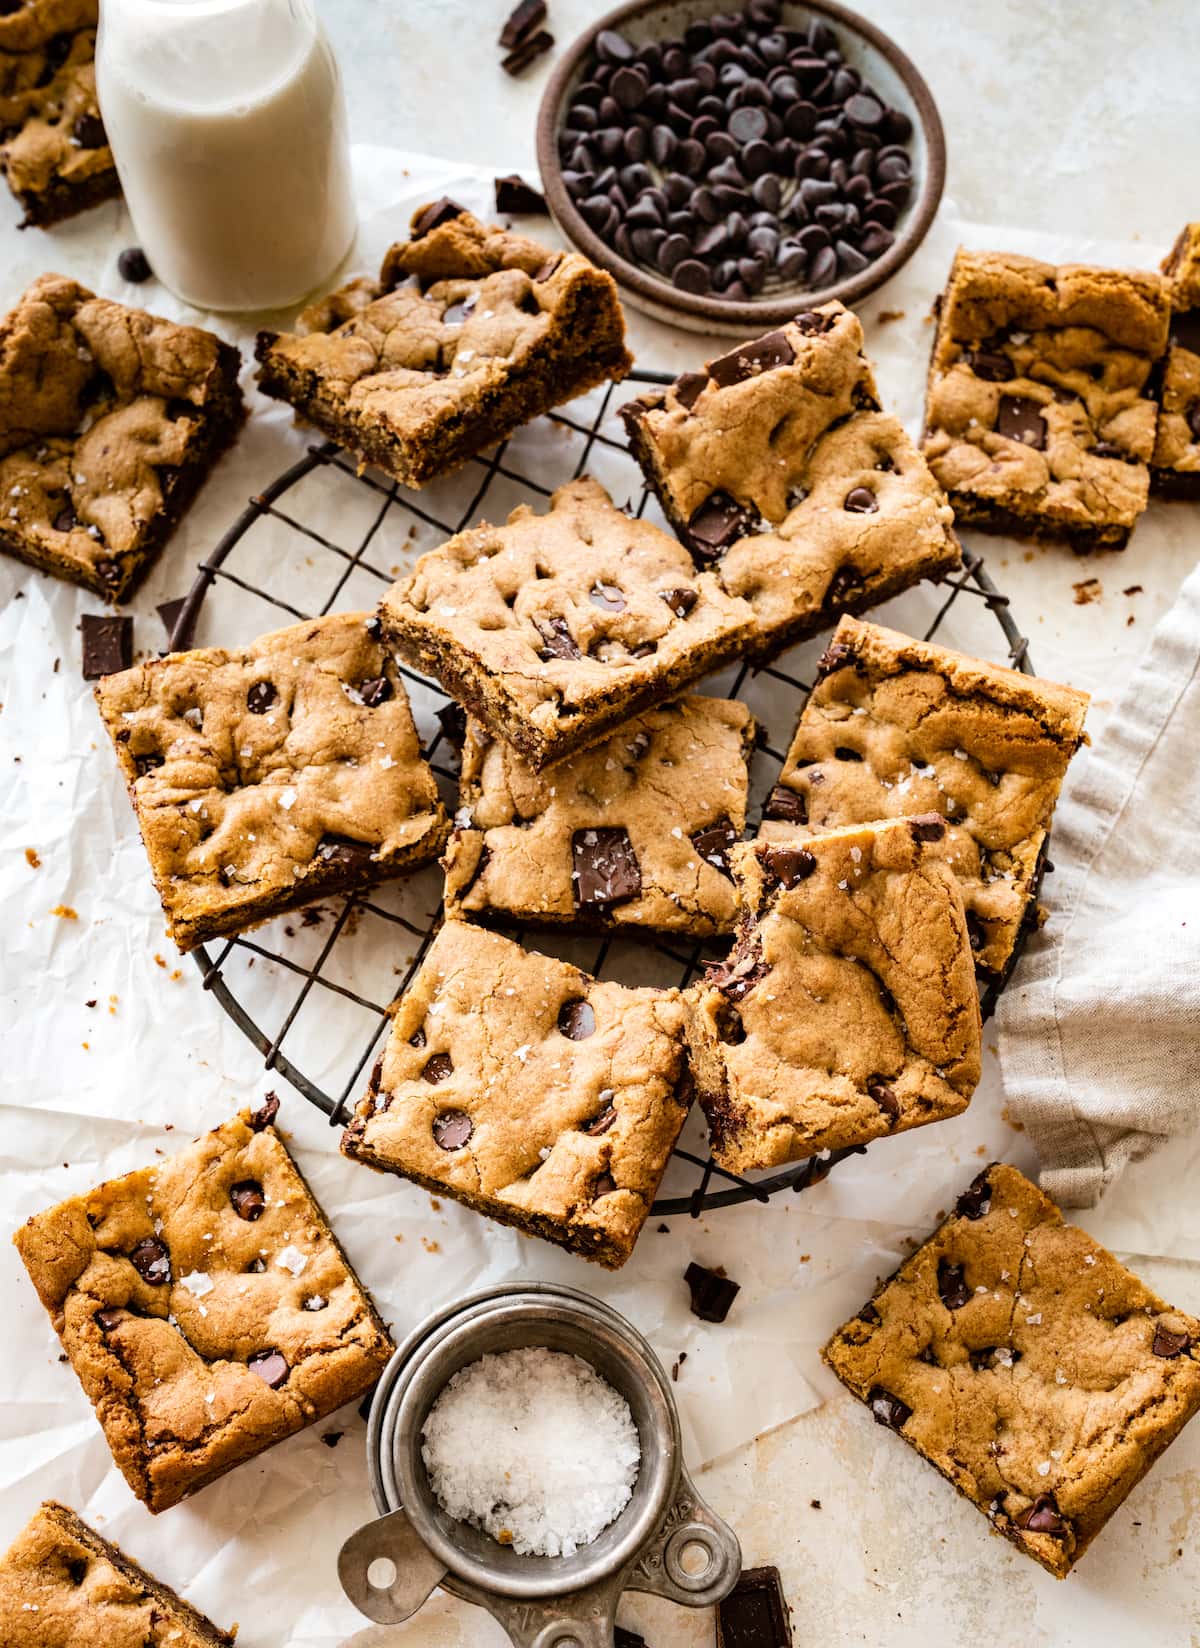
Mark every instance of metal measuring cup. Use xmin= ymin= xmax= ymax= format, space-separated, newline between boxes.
xmin=339 ymin=1282 xmax=741 ymax=1647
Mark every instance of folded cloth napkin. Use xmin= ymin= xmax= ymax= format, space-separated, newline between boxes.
xmin=997 ymin=559 xmax=1200 ymax=1207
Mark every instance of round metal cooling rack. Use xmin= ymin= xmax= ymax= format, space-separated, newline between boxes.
xmin=171 ymin=367 xmax=1043 ymax=1220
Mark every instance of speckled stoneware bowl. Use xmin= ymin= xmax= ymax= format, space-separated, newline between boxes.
xmin=537 ymin=0 xmax=945 ymax=336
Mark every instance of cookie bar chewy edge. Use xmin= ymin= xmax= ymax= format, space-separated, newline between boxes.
xmin=823 ymin=1162 xmax=1200 ymax=1578
xmin=1151 ymin=222 xmax=1200 ymax=494
xmin=13 ymin=1101 xmax=394 ymax=1513
xmin=685 ymin=818 xmax=982 ymax=1173
xmin=255 ymin=200 xmax=632 ymax=488
xmin=760 ymin=615 xmax=1089 ymax=979
xmin=443 ymin=694 xmax=757 ymax=937
xmin=341 ymin=923 xmax=691 ymax=1269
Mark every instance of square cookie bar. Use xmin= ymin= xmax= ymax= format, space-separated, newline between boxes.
xmin=443 ymin=695 xmax=757 ymax=937
xmin=256 ymin=200 xmax=632 ymax=488
xmin=0 ymin=0 xmax=120 ymax=227
xmin=824 ymin=1163 xmax=1200 ymax=1578
xmin=0 ymin=274 xmax=243 ymax=599
xmin=685 ymin=821 xmax=981 ymax=1174
xmin=1152 ymin=223 xmax=1200 ymax=495
xmin=620 ymin=304 xmax=961 ymax=658
xmin=379 ymin=476 xmax=756 ymax=770
xmin=341 ymin=923 xmax=690 ymax=1269
xmin=922 ymin=249 xmax=1170 ymax=550
xmin=95 ymin=612 xmax=449 ymax=952
xmin=0 ymin=1500 xmax=235 ymax=1646
xmin=760 ymin=617 xmax=1089 ymax=980
xmin=14 ymin=1101 xmax=394 ymax=1513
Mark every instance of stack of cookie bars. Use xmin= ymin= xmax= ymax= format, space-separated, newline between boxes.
xmin=9 ymin=201 xmax=1200 ymax=1614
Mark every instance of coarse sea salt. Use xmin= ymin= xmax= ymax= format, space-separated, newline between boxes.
xmin=421 ymin=1347 xmax=640 ymax=1558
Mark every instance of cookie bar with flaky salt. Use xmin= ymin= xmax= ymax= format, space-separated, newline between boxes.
xmin=824 ymin=1162 xmax=1200 ymax=1578
xmin=1152 ymin=222 xmax=1200 ymax=495
xmin=94 ymin=611 xmax=449 ymax=951
xmin=13 ymin=1098 xmax=393 ymax=1513
xmin=620 ymin=304 xmax=961 ymax=659
xmin=685 ymin=818 xmax=981 ymax=1174
xmin=341 ymin=923 xmax=690 ymax=1269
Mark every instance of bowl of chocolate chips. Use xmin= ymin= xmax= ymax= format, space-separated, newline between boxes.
xmin=537 ymin=0 xmax=945 ymax=333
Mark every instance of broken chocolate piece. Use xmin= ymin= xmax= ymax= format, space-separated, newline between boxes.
xmin=762 ymin=783 xmax=807 ymax=826
xmin=81 ymin=614 xmax=132 ymax=680
xmin=691 ymin=816 xmax=738 ymax=878
xmin=495 ymin=174 xmax=549 ymax=216
xmin=716 ymin=1564 xmax=793 ymax=1648
xmin=501 ymin=27 xmax=554 ymax=74
xmin=250 ymin=1092 xmax=280 ymax=1131
xmin=1153 ymin=1324 xmax=1191 ymax=1359
xmin=412 ymin=198 xmax=467 ymax=238
xmin=868 ymin=1386 xmax=912 ymax=1430
xmin=128 ymin=1236 xmax=171 ymax=1286
xmin=708 ymin=330 xmax=795 ymax=388
xmin=571 ymin=826 xmax=642 ymax=906
xmin=955 ymin=1169 xmax=992 ymax=1220
xmin=498 ymin=0 xmax=546 ymax=49
xmin=685 ymin=1260 xmax=740 ymax=1323
xmin=534 ymin=614 xmax=581 ymax=661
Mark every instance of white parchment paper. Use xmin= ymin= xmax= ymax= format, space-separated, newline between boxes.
xmin=2 ymin=148 xmax=1199 ymax=1647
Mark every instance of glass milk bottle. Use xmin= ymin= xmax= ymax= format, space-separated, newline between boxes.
xmin=96 ymin=0 xmax=356 ymax=312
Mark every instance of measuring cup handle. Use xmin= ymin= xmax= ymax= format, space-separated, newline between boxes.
xmin=625 ymin=1465 xmax=742 ymax=1610
xmin=337 ymin=1506 xmax=447 ymax=1625
xmin=493 ymin=1604 xmax=618 ymax=1648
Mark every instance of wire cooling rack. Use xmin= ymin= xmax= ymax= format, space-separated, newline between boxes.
xmin=171 ymin=368 xmax=1041 ymax=1219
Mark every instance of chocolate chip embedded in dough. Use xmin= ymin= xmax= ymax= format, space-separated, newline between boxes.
xmin=583 ymin=1098 xmax=618 ymax=1136
xmin=843 ymin=484 xmax=879 ymax=513
xmin=534 ymin=614 xmax=582 ymax=661
xmin=412 ymin=198 xmax=468 ymax=238
xmin=763 ymin=844 xmax=817 ymax=887
xmin=128 ymin=1236 xmax=171 ymax=1285
xmin=230 ymin=1180 xmax=266 ymax=1222
xmin=571 ymin=826 xmax=642 ymax=907
xmin=432 ymin=1109 xmax=472 ymax=1150
xmin=691 ymin=816 xmax=738 ymax=878
xmin=557 ymin=997 xmax=597 ymax=1040
xmin=909 ymin=815 xmax=946 ymax=843
xmin=955 ymin=1169 xmax=992 ymax=1220
xmin=763 ymin=783 xmax=807 ymax=826
xmin=95 ymin=1307 xmax=123 ymax=1331
xmin=997 ymin=395 xmax=1048 ymax=450
xmin=422 ymin=1053 xmax=454 ymax=1085
xmin=1014 ymin=1494 xmax=1069 ymax=1537
xmin=672 ymin=371 xmax=708 ymax=410
xmin=72 ymin=112 xmax=107 ymax=149
xmin=868 ymin=1386 xmax=912 ymax=1429
xmin=687 ymin=490 xmax=754 ymax=558
xmin=592 ymin=1171 xmax=618 ymax=1200
xmin=867 ymin=1078 xmax=899 ymax=1122
xmin=706 ymin=941 xmax=769 ymax=1002
xmin=246 ymin=680 xmax=277 ymax=713
xmin=357 ymin=675 xmax=393 ymax=707
xmin=659 ymin=586 xmax=698 ymax=618
xmin=316 ymin=835 xmax=376 ymax=870
xmin=967 ymin=346 xmax=1015 ymax=382
xmin=1152 ymin=1324 xmax=1191 ymax=1359
xmin=937 ymin=1258 xmax=971 ymax=1309
xmin=707 ymin=328 xmax=796 ymax=387
xmin=825 ymin=564 xmax=864 ymax=605
xmin=247 ymin=1348 xmax=289 ymax=1389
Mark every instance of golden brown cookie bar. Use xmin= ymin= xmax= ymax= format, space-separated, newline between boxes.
xmin=379 ymin=476 xmax=757 ymax=771
xmin=760 ymin=617 xmax=1089 ymax=980
xmin=922 ymin=249 xmax=1171 ymax=550
xmin=341 ymin=923 xmax=690 ymax=1269
xmin=443 ymin=695 xmax=757 ymax=937
xmin=94 ymin=611 xmax=449 ymax=952
xmin=0 ymin=0 xmax=119 ymax=227
xmin=0 ymin=1500 xmax=235 ymax=1645
xmin=619 ymin=304 xmax=961 ymax=659
xmin=685 ymin=820 xmax=981 ymax=1174
xmin=823 ymin=1163 xmax=1200 ymax=1579
xmin=0 ymin=274 xmax=243 ymax=600
xmin=255 ymin=199 xmax=632 ymax=488
xmin=1152 ymin=223 xmax=1200 ymax=495
xmin=14 ymin=1100 xmax=393 ymax=1514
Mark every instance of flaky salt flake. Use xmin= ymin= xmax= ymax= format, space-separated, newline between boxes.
xmin=1026 ymin=1312 xmax=1042 ymax=1325
xmin=850 ymin=846 xmax=862 ymax=863
xmin=276 ymin=1244 xmax=309 ymax=1277
xmin=1055 ymin=1369 xmax=1068 ymax=1384
xmin=514 ymin=1044 xmax=531 ymax=1062
xmin=1037 ymin=1460 xmax=1051 ymax=1477
xmin=837 ymin=878 xmax=849 ymax=890
xmin=278 ymin=787 xmax=297 ymax=810
xmin=953 ymin=747 xmax=969 ymax=760
xmin=1084 ymin=1254 xmax=1096 ymax=1266
xmin=180 ymin=1270 xmax=213 ymax=1297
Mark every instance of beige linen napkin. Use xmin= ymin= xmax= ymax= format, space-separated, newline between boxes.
xmin=996 ymin=559 xmax=1200 ymax=1206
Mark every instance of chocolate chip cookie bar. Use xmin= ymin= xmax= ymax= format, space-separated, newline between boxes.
xmin=760 ymin=617 xmax=1089 ymax=980
xmin=13 ymin=1100 xmax=393 ymax=1514
xmin=0 ymin=274 xmax=244 ymax=600
xmin=0 ymin=0 xmax=120 ymax=228
xmin=1152 ymin=223 xmax=1200 ymax=495
xmin=256 ymin=199 xmax=632 ymax=488
xmin=379 ymin=476 xmax=757 ymax=771
xmin=824 ymin=1163 xmax=1200 ymax=1578
xmin=94 ymin=612 xmax=449 ymax=952
xmin=923 ymin=249 xmax=1171 ymax=550
xmin=443 ymin=694 xmax=757 ymax=937
xmin=685 ymin=820 xmax=982 ymax=1174
xmin=341 ymin=922 xmax=690 ymax=1269
xmin=1 ymin=1500 xmax=235 ymax=1645
xmin=619 ymin=305 xmax=962 ymax=659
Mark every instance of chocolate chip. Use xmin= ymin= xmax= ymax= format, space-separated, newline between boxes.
xmin=246 ymin=680 xmax=278 ymax=713
xmin=1015 ymin=1494 xmax=1069 ymax=1537
xmin=858 ymin=1301 xmax=881 ymax=1324
xmin=867 ymin=1078 xmax=899 ymax=1122
xmin=435 ymin=701 xmax=467 ymax=749
xmin=685 ymin=1260 xmax=740 ymax=1322
xmin=659 ymin=586 xmax=699 ymax=618
xmin=1152 ymin=1324 xmax=1191 ymax=1359
xmin=498 ymin=0 xmax=545 ymax=49
xmin=691 ymin=816 xmax=738 ymax=879
xmin=672 ymin=258 xmax=711 ymax=294
xmin=955 ymin=1169 xmax=992 ymax=1221
xmin=707 ymin=941 xmax=769 ymax=1002
xmin=763 ymin=844 xmax=816 ymax=887
xmin=558 ymin=997 xmax=596 ymax=1039
xmin=825 ymin=565 xmax=864 ymax=606
xmin=230 ymin=1180 xmax=265 ymax=1221
xmin=357 ymin=675 xmax=392 ymax=706
xmin=843 ymin=484 xmax=878 ymax=513
xmin=412 ymin=198 xmax=467 ymax=238
xmin=316 ymin=835 xmax=375 ymax=870
xmin=997 ymin=395 xmax=1048 ymax=450
xmin=868 ymin=1386 xmax=911 ymax=1429
xmin=937 ymin=1258 xmax=971 ymax=1309
xmin=716 ymin=1565 xmax=791 ymax=1646
xmin=534 ymin=614 xmax=581 ymax=661
xmin=494 ymin=174 xmax=548 ymax=215
xmin=118 ymin=247 xmax=153 ymax=283
xmin=763 ymin=783 xmax=807 ymax=825
xmin=422 ymin=1053 xmax=454 ymax=1084
xmin=687 ymin=491 xmax=753 ymax=558
xmin=53 ymin=503 xmax=77 ymax=533
xmin=708 ymin=329 xmax=796 ymax=387
xmin=593 ymin=1172 xmax=618 ymax=1200
xmin=589 ymin=581 xmax=626 ymax=612
xmin=247 ymin=1348 xmax=289 ymax=1389
xmin=583 ymin=1099 xmax=618 ymax=1136
xmin=672 ymin=371 xmax=708 ymax=410
xmin=909 ymin=815 xmax=946 ymax=843
xmin=81 ymin=614 xmax=132 ymax=680
xmin=129 ymin=1236 xmax=170 ymax=1286
xmin=73 ymin=112 xmax=107 ymax=148
xmin=95 ymin=1307 xmax=123 ymax=1331
xmin=967 ymin=347 xmax=1014 ymax=382
xmin=409 ymin=1026 xmax=427 ymax=1049
xmin=572 ymin=826 xmax=642 ymax=907
xmin=432 ymin=1108 xmax=473 ymax=1150
xmin=816 ymin=639 xmax=854 ymax=676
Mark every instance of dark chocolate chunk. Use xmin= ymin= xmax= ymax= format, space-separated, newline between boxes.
xmin=867 ymin=1386 xmax=912 ymax=1429
xmin=502 ymin=28 xmax=554 ymax=74
xmin=316 ymin=835 xmax=375 ymax=870
xmin=247 ymin=1348 xmax=289 ymax=1389
xmin=867 ymin=1078 xmax=899 ymax=1122
xmin=422 ymin=1053 xmax=454 ymax=1084
xmin=843 ymin=484 xmax=878 ymax=513
xmin=129 ymin=1236 xmax=171 ymax=1286
xmin=687 ymin=491 xmax=754 ymax=557
xmin=230 ymin=1180 xmax=266 ymax=1221
xmin=535 ymin=614 xmax=582 ymax=661
xmin=95 ymin=1307 xmax=124 ymax=1332
xmin=1014 ymin=1494 xmax=1069 ymax=1537
xmin=967 ymin=346 xmax=1014 ymax=382
xmin=156 ymin=596 xmax=186 ymax=646
xmin=763 ymin=783 xmax=806 ymax=825
xmin=909 ymin=815 xmax=946 ymax=843
xmin=73 ymin=111 xmax=107 ymax=148
xmin=672 ymin=371 xmax=708 ymax=410
xmin=708 ymin=329 xmax=795 ymax=386
xmin=117 ymin=247 xmax=153 ymax=283
xmin=436 ymin=701 xmax=467 ymax=748
xmin=583 ymin=1099 xmax=618 ymax=1136
xmin=685 ymin=1260 xmax=740 ymax=1323
xmin=495 ymin=173 xmax=549 ymax=215
xmin=660 ymin=586 xmax=698 ymax=618
xmin=53 ymin=502 xmax=77 ymax=532
xmin=411 ymin=198 xmax=467 ymax=238
xmin=716 ymin=1564 xmax=792 ymax=1648
xmin=358 ymin=675 xmax=392 ymax=707
xmin=762 ymin=844 xmax=816 ymax=887
xmin=432 ymin=1108 xmax=473 ymax=1149
xmin=955 ymin=1170 xmax=992 ymax=1221
xmin=816 ymin=638 xmax=853 ymax=675
xmin=572 ymin=826 xmax=642 ymax=906
xmin=558 ymin=997 xmax=597 ymax=1040
xmin=250 ymin=1092 xmax=280 ymax=1131
xmin=858 ymin=1301 xmax=881 ymax=1325
xmin=246 ymin=679 xmax=278 ymax=713
xmin=997 ymin=395 xmax=1047 ymax=450
xmin=707 ymin=940 xmax=769 ymax=1002
xmin=1152 ymin=1324 xmax=1191 ymax=1359
xmin=692 ymin=816 xmax=738 ymax=878
xmin=937 ymin=1258 xmax=971 ymax=1309
xmin=81 ymin=614 xmax=132 ymax=680
xmin=499 ymin=0 xmax=546 ymax=49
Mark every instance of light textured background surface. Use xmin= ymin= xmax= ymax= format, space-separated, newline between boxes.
xmin=2 ymin=2 xmax=1200 ymax=1645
